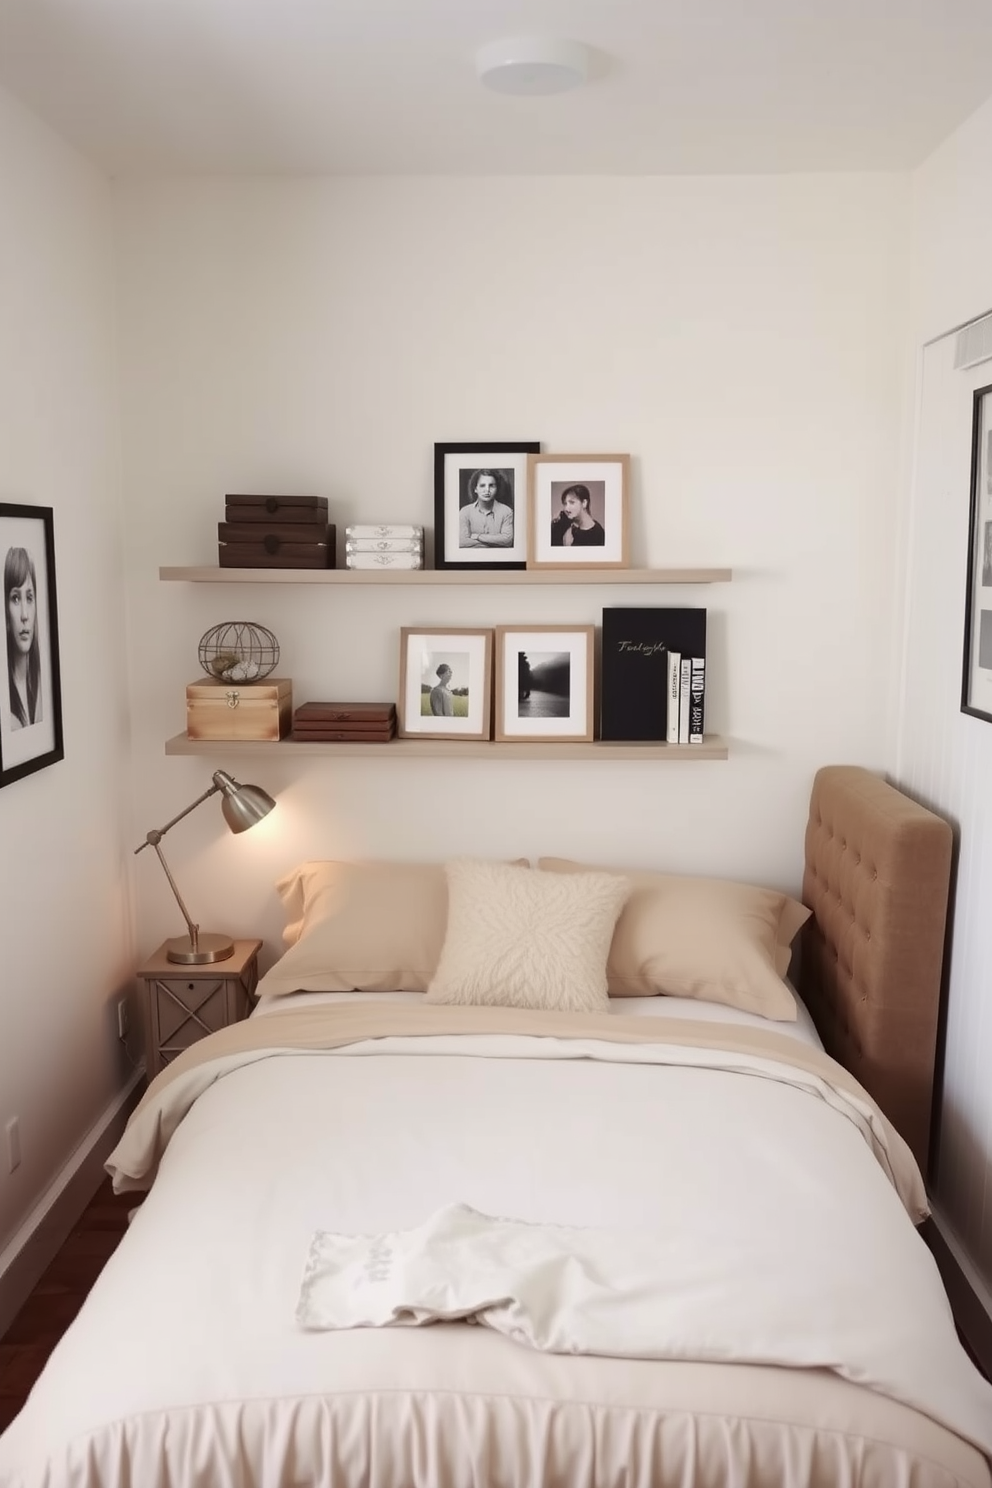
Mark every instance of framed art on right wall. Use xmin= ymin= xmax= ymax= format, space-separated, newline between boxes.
xmin=962 ymin=382 xmax=992 ymax=723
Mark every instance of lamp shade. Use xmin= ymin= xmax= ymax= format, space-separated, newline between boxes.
xmin=213 ymin=770 xmax=276 ymax=833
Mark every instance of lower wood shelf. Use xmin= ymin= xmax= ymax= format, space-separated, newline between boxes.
xmin=164 ymin=733 xmax=729 ymax=761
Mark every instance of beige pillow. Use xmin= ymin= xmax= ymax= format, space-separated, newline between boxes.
xmin=425 ymin=858 xmax=631 ymax=1013
xmin=538 ymin=858 xmax=810 ymax=1021
xmin=260 ymin=858 xmax=529 ymax=998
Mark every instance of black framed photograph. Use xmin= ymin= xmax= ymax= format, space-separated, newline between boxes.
xmin=433 ymin=441 xmax=540 ymax=570
xmin=494 ymin=625 xmax=594 ymax=742
xmin=527 ymin=453 xmax=630 ymax=570
xmin=962 ymin=382 xmax=992 ymax=722
xmin=0 ymin=503 xmax=64 ymax=788
xmin=398 ymin=626 xmax=493 ymax=740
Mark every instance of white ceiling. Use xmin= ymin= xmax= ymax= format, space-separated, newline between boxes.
xmin=0 ymin=0 xmax=990 ymax=178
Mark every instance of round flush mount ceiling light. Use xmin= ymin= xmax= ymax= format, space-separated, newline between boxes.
xmin=475 ymin=37 xmax=591 ymax=96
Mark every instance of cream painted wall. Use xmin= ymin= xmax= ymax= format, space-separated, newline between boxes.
xmin=894 ymin=92 xmax=992 ymax=1294
xmin=114 ymin=176 xmax=910 ymax=973
xmin=0 ymin=89 xmax=132 ymax=1256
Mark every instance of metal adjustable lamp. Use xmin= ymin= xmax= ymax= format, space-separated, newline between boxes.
xmin=135 ymin=770 xmax=276 ymax=965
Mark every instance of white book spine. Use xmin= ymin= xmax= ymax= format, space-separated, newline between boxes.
xmin=666 ymin=650 xmax=681 ymax=744
xmin=678 ymin=657 xmax=692 ymax=744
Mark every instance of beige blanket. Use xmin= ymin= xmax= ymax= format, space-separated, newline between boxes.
xmin=110 ymin=1002 xmax=928 ymax=1216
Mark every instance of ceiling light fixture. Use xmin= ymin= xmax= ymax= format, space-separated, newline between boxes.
xmin=475 ymin=37 xmax=591 ymax=96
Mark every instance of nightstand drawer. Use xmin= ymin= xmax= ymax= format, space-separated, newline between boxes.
xmin=137 ymin=939 xmax=261 ymax=1079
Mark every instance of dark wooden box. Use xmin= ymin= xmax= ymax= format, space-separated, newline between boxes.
xmin=218 ymin=521 xmax=336 ymax=569
xmin=224 ymin=495 xmax=329 ymax=524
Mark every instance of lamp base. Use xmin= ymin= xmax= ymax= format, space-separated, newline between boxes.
xmin=165 ymin=933 xmax=236 ymax=965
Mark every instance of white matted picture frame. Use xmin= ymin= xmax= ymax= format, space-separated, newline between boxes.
xmin=0 ymin=503 xmax=64 ymax=789
xmin=398 ymin=627 xmax=493 ymax=740
xmin=494 ymin=625 xmax=595 ymax=742
xmin=527 ymin=453 xmax=630 ymax=570
xmin=962 ymin=381 xmax=992 ymax=723
xmin=434 ymin=441 xmax=540 ymax=570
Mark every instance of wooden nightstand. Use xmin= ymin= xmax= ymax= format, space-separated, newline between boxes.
xmin=137 ymin=938 xmax=262 ymax=1079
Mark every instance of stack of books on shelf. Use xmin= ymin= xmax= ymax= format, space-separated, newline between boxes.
xmin=345 ymin=524 xmax=423 ymax=570
xmin=291 ymin=701 xmax=397 ymax=743
xmin=599 ymin=606 xmax=706 ymax=745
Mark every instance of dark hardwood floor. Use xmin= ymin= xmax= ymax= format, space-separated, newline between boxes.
xmin=0 ymin=1178 xmax=133 ymax=1434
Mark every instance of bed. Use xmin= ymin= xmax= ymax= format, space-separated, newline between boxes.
xmin=1 ymin=763 xmax=990 ymax=1488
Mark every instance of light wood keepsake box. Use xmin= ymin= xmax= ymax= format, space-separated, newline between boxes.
xmin=185 ymin=677 xmax=293 ymax=742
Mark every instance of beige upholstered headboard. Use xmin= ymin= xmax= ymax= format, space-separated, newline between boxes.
xmin=799 ymin=765 xmax=953 ymax=1178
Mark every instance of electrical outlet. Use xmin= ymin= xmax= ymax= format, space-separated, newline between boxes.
xmin=6 ymin=1116 xmax=21 ymax=1173
xmin=117 ymin=997 xmax=130 ymax=1041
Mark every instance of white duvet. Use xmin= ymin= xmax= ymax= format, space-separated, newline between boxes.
xmin=1 ymin=1002 xmax=990 ymax=1488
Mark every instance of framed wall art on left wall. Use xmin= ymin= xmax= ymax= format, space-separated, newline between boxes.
xmin=0 ymin=503 xmax=64 ymax=788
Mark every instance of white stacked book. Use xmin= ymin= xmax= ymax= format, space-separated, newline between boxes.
xmin=345 ymin=524 xmax=424 ymax=571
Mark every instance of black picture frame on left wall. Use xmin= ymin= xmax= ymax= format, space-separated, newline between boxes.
xmin=0 ymin=503 xmax=64 ymax=788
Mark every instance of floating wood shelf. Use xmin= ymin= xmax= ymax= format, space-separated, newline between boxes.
xmin=164 ymin=733 xmax=729 ymax=761
xmin=160 ymin=566 xmax=732 ymax=586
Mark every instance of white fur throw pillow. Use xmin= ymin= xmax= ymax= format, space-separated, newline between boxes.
xmin=425 ymin=858 xmax=631 ymax=1013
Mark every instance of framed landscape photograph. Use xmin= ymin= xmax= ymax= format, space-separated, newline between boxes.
xmin=494 ymin=625 xmax=595 ymax=742
xmin=0 ymin=503 xmax=64 ymax=790
xmin=962 ymin=382 xmax=992 ymax=723
xmin=398 ymin=627 xmax=493 ymax=740
xmin=433 ymin=440 xmax=540 ymax=571
xmin=527 ymin=453 xmax=630 ymax=571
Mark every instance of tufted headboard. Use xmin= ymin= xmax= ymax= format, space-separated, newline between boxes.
xmin=799 ymin=765 xmax=953 ymax=1179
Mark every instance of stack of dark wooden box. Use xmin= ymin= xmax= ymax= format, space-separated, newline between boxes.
xmin=291 ymin=701 xmax=396 ymax=743
xmin=218 ymin=495 xmax=336 ymax=569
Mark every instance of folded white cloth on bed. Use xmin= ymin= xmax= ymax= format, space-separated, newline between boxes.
xmin=298 ymin=1201 xmax=992 ymax=1458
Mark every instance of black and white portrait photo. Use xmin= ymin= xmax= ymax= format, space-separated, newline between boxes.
xmin=0 ymin=503 xmax=63 ymax=789
xmin=458 ymin=468 xmax=515 ymax=551
xmin=434 ymin=441 xmax=539 ymax=570
xmin=527 ymin=454 xmax=630 ymax=571
xmin=549 ymin=480 xmax=606 ymax=548
xmin=495 ymin=626 xmax=594 ymax=742
xmin=421 ymin=650 xmax=470 ymax=719
xmin=398 ymin=627 xmax=493 ymax=740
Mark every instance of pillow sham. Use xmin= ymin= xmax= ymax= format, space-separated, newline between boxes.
xmin=537 ymin=858 xmax=810 ymax=1021
xmin=259 ymin=858 xmax=529 ymax=999
xmin=425 ymin=858 xmax=631 ymax=1013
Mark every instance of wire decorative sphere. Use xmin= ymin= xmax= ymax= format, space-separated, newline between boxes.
xmin=198 ymin=621 xmax=280 ymax=683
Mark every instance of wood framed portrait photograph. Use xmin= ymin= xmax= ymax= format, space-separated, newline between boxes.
xmin=398 ymin=627 xmax=493 ymax=740
xmin=494 ymin=625 xmax=595 ymax=743
xmin=962 ymin=382 xmax=992 ymax=723
xmin=527 ymin=453 xmax=630 ymax=571
xmin=433 ymin=440 xmax=540 ymax=571
xmin=0 ymin=503 xmax=64 ymax=789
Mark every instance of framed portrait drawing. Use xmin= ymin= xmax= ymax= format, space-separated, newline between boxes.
xmin=398 ymin=627 xmax=493 ymax=740
xmin=494 ymin=625 xmax=595 ymax=743
xmin=433 ymin=441 xmax=540 ymax=571
xmin=962 ymin=383 xmax=992 ymax=723
xmin=527 ymin=453 xmax=630 ymax=570
xmin=0 ymin=503 xmax=64 ymax=789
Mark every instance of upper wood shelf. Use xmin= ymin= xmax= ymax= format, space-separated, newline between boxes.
xmin=159 ymin=566 xmax=732 ymax=586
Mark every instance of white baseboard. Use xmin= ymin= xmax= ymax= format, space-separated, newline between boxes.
xmin=0 ymin=1067 xmax=145 ymax=1340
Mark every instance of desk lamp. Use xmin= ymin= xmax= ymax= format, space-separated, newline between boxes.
xmin=135 ymin=769 xmax=276 ymax=965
